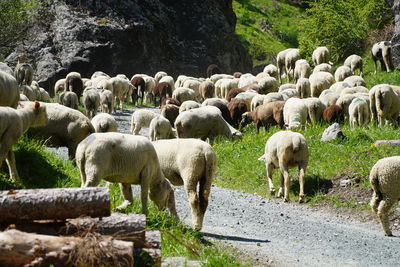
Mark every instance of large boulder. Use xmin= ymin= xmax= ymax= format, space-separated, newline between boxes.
xmin=5 ymin=0 xmax=252 ymax=96
xmin=391 ymin=0 xmax=400 ymax=68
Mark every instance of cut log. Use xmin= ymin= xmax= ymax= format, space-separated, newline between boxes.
xmin=6 ymin=213 xmax=146 ymax=247
xmin=0 ymin=187 xmax=110 ymax=222
xmin=134 ymin=230 xmax=162 ymax=267
xmin=374 ymin=140 xmax=400 ymax=146
xmin=0 ymin=229 xmax=134 ymax=267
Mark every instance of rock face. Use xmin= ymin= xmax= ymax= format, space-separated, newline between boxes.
xmin=391 ymin=0 xmax=400 ymax=68
xmin=320 ymin=123 xmax=345 ymax=142
xmin=6 ymin=0 xmax=252 ymax=95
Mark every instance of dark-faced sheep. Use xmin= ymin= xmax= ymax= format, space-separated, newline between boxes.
xmin=226 ymin=88 xmax=245 ymax=102
xmin=130 ymin=76 xmax=145 ymax=105
xmin=323 ymin=104 xmax=343 ymax=123
xmin=371 ymin=41 xmax=393 ymax=74
xmin=153 ymin=82 xmax=172 ymax=107
xmin=161 ymin=104 xmax=180 ymax=127
xmin=228 ymin=98 xmax=248 ymax=128
xmin=206 ymin=64 xmax=221 ymax=78
xmin=241 ymin=101 xmax=285 ymax=133
xmin=64 ymin=72 xmax=84 ymax=101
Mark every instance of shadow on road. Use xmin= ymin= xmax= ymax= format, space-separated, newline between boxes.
xmin=203 ymin=232 xmax=270 ymax=244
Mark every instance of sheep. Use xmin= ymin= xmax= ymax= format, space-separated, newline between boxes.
xmin=312 ymin=46 xmax=331 ymax=65
xmin=19 ymin=85 xmax=36 ymax=101
xmin=179 ymin=100 xmax=201 ymax=113
xmin=175 ymin=106 xmax=242 ymax=143
xmin=313 ymin=63 xmax=332 ymax=74
xmin=0 ymin=70 xmax=19 ymax=108
xmin=82 ymin=88 xmax=100 ymax=119
xmin=77 ymin=133 xmax=177 ymax=216
xmin=241 ymin=101 xmax=285 ymax=132
xmin=159 ymin=75 xmax=175 ymax=92
xmin=149 ymin=115 xmax=175 ymax=141
xmin=348 ymin=97 xmax=370 ymax=127
xmin=372 ymin=84 xmax=400 ymax=125
xmin=344 ymin=54 xmax=363 ymax=76
xmin=91 ymin=113 xmax=118 ymax=133
xmin=334 ymin=66 xmax=352 ymax=82
xmin=59 ymin=91 xmax=79 ymax=110
xmin=238 ymin=73 xmax=257 ymax=88
xmin=233 ymin=72 xmax=242 ymax=78
xmin=199 ymin=80 xmax=215 ymax=99
xmin=154 ymin=71 xmax=167 ymax=83
xmin=277 ymin=48 xmax=294 ymax=83
xmin=99 ymin=89 xmax=113 ymax=114
xmin=19 ymin=94 xmax=29 ymax=101
xmin=206 ymin=64 xmax=221 ymax=77
xmin=329 ymin=81 xmax=350 ymax=94
xmin=285 ymin=49 xmax=301 ymax=82
xmin=278 ymin=83 xmax=296 ymax=92
xmin=369 ymin=156 xmax=400 ymax=236
xmin=0 ymin=62 xmax=14 ymax=77
xmin=39 ymin=88 xmax=50 ymax=102
xmin=202 ymin=100 xmax=232 ymax=125
xmin=161 ymin=97 xmax=181 ymax=109
xmin=132 ymin=75 xmax=156 ymax=104
xmin=263 ymin=92 xmax=285 ymax=104
xmin=14 ymin=62 xmax=33 ymax=86
xmin=226 ymin=88 xmax=245 ymax=102
xmin=228 ymin=98 xmax=248 ymax=128
xmin=209 ymin=74 xmax=234 ymax=84
xmin=172 ymin=87 xmax=197 ymax=103
xmin=220 ymin=78 xmax=240 ymax=99
xmin=283 ymin=97 xmax=308 ymax=129
xmin=27 ymin=103 xmax=95 ymax=159
xmin=30 ymin=81 xmax=42 ymax=100
xmin=340 ymin=86 xmax=369 ymax=96
xmin=309 ymin=71 xmax=335 ymax=97
xmin=1 ymin=102 xmax=48 ymax=182
xmin=256 ymin=72 xmax=270 ymax=80
xmin=294 ymin=59 xmax=311 ymax=82
xmin=303 ymin=97 xmax=326 ymax=124
xmin=251 ymin=94 xmax=269 ymax=112
xmin=110 ymin=77 xmax=131 ymax=111
xmin=281 ymin=88 xmax=299 ymax=100
xmin=64 ymin=72 xmax=84 ymax=101
xmin=161 ymin=104 xmax=180 ymax=127
xmin=242 ymin=83 xmax=261 ymax=93
xmin=234 ymin=91 xmax=258 ymax=111
xmin=201 ymin=97 xmax=229 ymax=107
xmin=296 ymin=78 xmax=311 ymax=99
xmin=258 ymin=130 xmax=308 ymax=202
xmin=323 ymin=104 xmax=343 ymax=123
xmin=152 ymin=138 xmax=216 ymax=230
xmin=319 ymin=89 xmax=340 ymax=107
xmin=182 ymin=79 xmax=201 ymax=97
xmin=91 ymin=71 xmax=110 ymax=80
xmin=258 ymin=76 xmax=278 ymax=94
xmin=54 ymin=78 xmax=66 ymax=97
xmin=153 ymin=82 xmax=172 ymax=107
xmin=96 ymin=78 xmax=113 ymax=92
xmin=371 ymin=41 xmax=393 ymax=74
xmin=263 ymin=64 xmax=279 ymax=79
xmin=343 ymin=75 xmax=366 ymax=87
xmin=130 ymin=76 xmax=145 ymax=105
xmin=131 ymin=109 xmax=159 ymax=135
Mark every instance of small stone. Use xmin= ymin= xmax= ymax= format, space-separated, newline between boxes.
xmin=340 ymin=179 xmax=350 ymax=187
xmin=321 ymin=123 xmax=346 ymax=142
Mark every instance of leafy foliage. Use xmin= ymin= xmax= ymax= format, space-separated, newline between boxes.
xmin=298 ymin=0 xmax=392 ymax=63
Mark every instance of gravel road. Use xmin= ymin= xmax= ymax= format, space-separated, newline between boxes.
xmin=51 ymin=108 xmax=400 ymax=267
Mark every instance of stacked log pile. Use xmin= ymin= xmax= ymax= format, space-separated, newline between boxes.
xmin=0 ymin=187 xmax=161 ymax=267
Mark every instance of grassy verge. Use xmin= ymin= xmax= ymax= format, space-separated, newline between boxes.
xmin=0 ymin=136 xmax=252 ymax=266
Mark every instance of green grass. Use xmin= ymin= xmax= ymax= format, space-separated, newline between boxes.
xmin=212 ymin=123 xmax=400 ymax=203
xmin=0 ymin=136 xmax=252 ymax=266
xmin=233 ymin=0 xmax=303 ymax=65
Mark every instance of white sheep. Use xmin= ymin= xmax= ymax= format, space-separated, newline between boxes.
xmin=344 ymin=54 xmax=363 ymax=76
xmin=294 ymin=59 xmax=311 ymax=82
xmin=199 ymin=79 xmax=215 ymax=100
xmin=0 ymin=62 xmax=14 ymax=77
xmin=313 ymin=63 xmax=332 ymax=74
xmin=348 ymin=97 xmax=370 ymax=127
xmin=99 ymin=89 xmax=113 ymax=114
xmin=96 ymin=78 xmax=113 ymax=92
xmin=76 ymin=133 xmax=177 ymax=216
xmin=238 ymin=73 xmax=257 ymax=88
xmin=182 ymin=79 xmax=201 ymax=97
xmin=159 ymin=75 xmax=175 ymax=91
xmin=371 ymin=41 xmax=393 ymax=74
xmin=319 ymin=89 xmax=340 ymax=107
xmin=285 ymin=49 xmax=301 ymax=82
xmin=281 ymin=88 xmax=299 ymax=100
xmin=296 ymin=78 xmax=311 ymax=99
xmin=279 ymin=83 xmax=296 ymax=92
xmin=27 ymin=102 xmax=95 ymax=159
xmin=262 ymin=92 xmax=285 ymax=104
xmin=175 ymin=106 xmax=242 ymax=143
xmin=309 ymin=71 xmax=335 ymax=97
xmin=172 ymin=87 xmax=197 ymax=103
xmin=343 ymin=75 xmax=366 ymax=87
xmin=0 ymin=70 xmax=19 ymax=108
xmin=340 ymin=86 xmax=369 ymax=96
xmin=91 ymin=113 xmax=118 ymax=133
xmin=312 ymin=46 xmax=331 ymax=65
xmin=39 ymin=88 xmax=50 ymax=102
xmin=179 ymin=100 xmax=201 ymax=113
xmin=1 ymin=102 xmax=48 ymax=182
xmin=152 ymin=138 xmax=216 ymax=230
xmin=371 ymin=84 xmax=400 ymax=125
xmin=258 ymin=130 xmax=308 ymax=202
xmin=283 ymin=97 xmax=308 ymax=129
xmin=149 ymin=115 xmax=175 ymax=141
xmin=209 ymin=74 xmax=234 ymax=84
xmin=329 ymin=81 xmax=351 ymax=94
xmin=250 ymin=94 xmax=268 ymax=112
xmin=110 ymin=77 xmax=131 ymax=111
xmin=220 ymin=78 xmax=240 ymax=99
xmin=334 ymin=66 xmax=352 ymax=82
xmin=19 ymin=94 xmax=29 ymax=101
xmin=19 ymin=85 xmax=36 ymax=101
xmin=59 ymin=91 xmax=79 ymax=110
xmin=276 ymin=48 xmax=294 ymax=83
xmin=14 ymin=62 xmax=33 ymax=86
xmin=303 ymin=97 xmax=326 ymax=124
xmin=201 ymin=97 xmax=229 ymax=107
xmin=91 ymin=71 xmax=110 ymax=80
xmin=130 ymin=109 xmax=159 ymax=135
xmin=54 ymin=78 xmax=66 ymax=96
xmin=258 ymin=76 xmax=278 ymax=94
xmin=263 ymin=64 xmax=279 ymax=79
xmin=154 ymin=71 xmax=167 ymax=83
xmin=234 ymin=91 xmax=258 ymax=110
xmin=256 ymin=72 xmax=270 ymax=80
xmin=83 ymin=88 xmax=100 ymax=119
xmin=369 ymin=156 xmax=400 ymax=236
xmin=336 ymin=93 xmax=369 ymax=122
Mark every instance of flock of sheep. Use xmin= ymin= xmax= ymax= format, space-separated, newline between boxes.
xmin=0 ymin=40 xmax=399 ymax=236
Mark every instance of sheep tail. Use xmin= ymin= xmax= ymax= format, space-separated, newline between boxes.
xmin=199 ymin=148 xmax=216 ymax=213
xmin=375 ymin=88 xmax=386 ymax=117
xmin=370 ymin=167 xmax=383 ymax=202
xmin=292 ymin=135 xmax=302 ymax=153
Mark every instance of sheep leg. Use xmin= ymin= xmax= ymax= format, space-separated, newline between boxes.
xmin=5 ymin=150 xmax=20 ymax=182
xmin=116 ymin=183 xmax=134 ymax=211
xmin=298 ymin=163 xmax=307 ymax=203
xmin=370 ymin=191 xmax=381 ymax=215
xmin=277 ymin=172 xmax=284 ymax=198
xmin=280 ymin=162 xmax=290 ymax=202
xmin=185 ymin=183 xmax=203 ymax=231
xmin=266 ymin=163 xmax=276 ymax=196
xmin=377 ymin=197 xmax=395 ymax=236
xmin=373 ymin=59 xmax=378 ymax=74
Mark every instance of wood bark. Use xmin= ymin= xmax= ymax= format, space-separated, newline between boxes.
xmin=5 ymin=213 xmax=146 ymax=247
xmin=374 ymin=140 xmax=400 ymax=146
xmin=0 ymin=187 xmax=110 ymax=222
xmin=0 ymin=229 xmax=134 ymax=267
xmin=134 ymin=230 xmax=161 ymax=267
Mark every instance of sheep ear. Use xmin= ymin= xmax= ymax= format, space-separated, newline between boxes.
xmin=34 ymin=101 xmax=40 ymax=109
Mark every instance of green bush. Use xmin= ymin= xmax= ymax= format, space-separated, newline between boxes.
xmin=298 ymin=0 xmax=392 ymax=63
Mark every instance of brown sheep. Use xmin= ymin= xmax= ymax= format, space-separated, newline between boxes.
xmin=130 ymin=76 xmax=145 ymax=105
xmin=199 ymin=80 xmax=215 ymax=99
xmin=206 ymin=64 xmax=221 ymax=78
xmin=323 ymin=104 xmax=343 ymax=123
xmin=160 ymin=97 xmax=181 ymax=109
xmin=228 ymin=98 xmax=248 ymax=128
xmin=153 ymin=82 xmax=172 ymax=107
xmin=161 ymin=104 xmax=180 ymax=127
xmin=206 ymin=101 xmax=233 ymax=126
xmin=226 ymin=88 xmax=245 ymax=102
xmin=240 ymin=101 xmax=285 ymax=133
xmin=64 ymin=73 xmax=84 ymax=101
